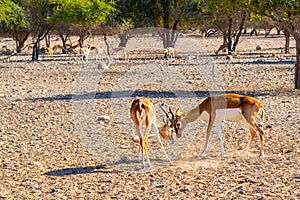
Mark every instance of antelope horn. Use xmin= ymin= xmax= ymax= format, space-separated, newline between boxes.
xmin=160 ymin=103 xmax=172 ymax=120
xmin=168 ymin=107 xmax=175 ymax=122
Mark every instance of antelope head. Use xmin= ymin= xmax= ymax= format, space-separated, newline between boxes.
xmin=159 ymin=103 xmax=176 ymax=144
xmin=161 ymin=104 xmax=186 ymax=138
xmin=173 ymin=107 xmax=185 ymax=138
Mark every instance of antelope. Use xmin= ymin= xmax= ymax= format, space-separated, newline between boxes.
xmin=39 ymin=45 xmax=59 ymax=57
xmin=90 ymin=46 xmax=104 ymax=61
xmin=80 ymin=47 xmax=91 ymax=61
xmin=130 ymin=97 xmax=174 ymax=168
xmin=45 ymin=46 xmax=57 ymax=56
xmin=79 ymin=46 xmax=102 ymax=61
xmin=169 ymin=93 xmax=265 ymax=159
xmin=62 ymin=44 xmax=80 ymax=55
xmin=164 ymin=47 xmax=175 ymax=59
xmin=1 ymin=47 xmax=15 ymax=56
xmin=46 ymin=47 xmax=54 ymax=55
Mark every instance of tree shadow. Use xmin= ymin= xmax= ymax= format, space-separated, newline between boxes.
xmin=43 ymin=157 xmax=170 ymax=176
xmin=24 ymin=90 xmax=280 ymax=102
xmin=43 ymin=164 xmax=113 ymax=176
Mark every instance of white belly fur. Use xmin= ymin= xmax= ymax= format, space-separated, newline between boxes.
xmin=200 ymin=108 xmax=244 ymax=122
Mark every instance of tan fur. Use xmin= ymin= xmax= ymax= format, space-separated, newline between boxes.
xmin=45 ymin=47 xmax=54 ymax=56
xmin=173 ymin=93 xmax=265 ymax=158
xmin=130 ymin=97 xmax=173 ymax=168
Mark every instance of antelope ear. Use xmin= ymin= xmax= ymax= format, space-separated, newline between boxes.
xmin=165 ymin=118 xmax=171 ymax=126
xmin=175 ymin=107 xmax=181 ymax=116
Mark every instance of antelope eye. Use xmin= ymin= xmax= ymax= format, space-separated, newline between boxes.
xmin=176 ymin=122 xmax=181 ymax=128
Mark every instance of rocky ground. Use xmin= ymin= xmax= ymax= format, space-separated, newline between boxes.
xmin=0 ymin=33 xmax=299 ymax=199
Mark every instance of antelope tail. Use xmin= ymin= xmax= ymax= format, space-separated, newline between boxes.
xmin=136 ymin=102 xmax=145 ymax=122
xmin=260 ymin=108 xmax=265 ymax=122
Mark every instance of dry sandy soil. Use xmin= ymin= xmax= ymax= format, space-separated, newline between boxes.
xmin=0 ymin=33 xmax=299 ymax=199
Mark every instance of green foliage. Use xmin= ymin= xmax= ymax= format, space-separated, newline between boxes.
xmin=114 ymin=0 xmax=195 ymax=28
xmin=0 ymin=0 xmax=28 ymax=32
xmin=249 ymin=0 xmax=300 ymax=19
xmin=51 ymin=0 xmax=115 ymax=27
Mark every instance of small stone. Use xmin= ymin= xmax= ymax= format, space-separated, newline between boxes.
xmin=9 ymin=131 xmax=18 ymax=135
xmin=120 ymin=156 xmax=131 ymax=162
xmin=67 ymin=110 xmax=73 ymax=113
xmin=266 ymin=125 xmax=272 ymax=129
xmin=186 ymin=80 xmax=194 ymax=84
xmin=141 ymin=186 xmax=146 ymax=191
xmin=51 ymin=188 xmax=58 ymax=193
xmin=282 ymin=100 xmax=291 ymax=103
xmin=156 ymin=184 xmax=165 ymax=188
xmin=28 ymin=161 xmax=41 ymax=166
xmin=182 ymin=170 xmax=189 ymax=174
xmin=180 ymin=187 xmax=191 ymax=192
xmin=258 ymin=122 xmax=264 ymax=127
xmin=256 ymin=45 xmax=263 ymax=51
xmin=150 ymin=179 xmax=155 ymax=186
xmin=98 ymin=115 xmax=110 ymax=121
xmin=120 ymin=145 xmax=130 ymax=149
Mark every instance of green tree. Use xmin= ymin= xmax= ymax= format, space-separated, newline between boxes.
xmin=21 ymin=0 xmax=56 ymax=60
xmin=51 ymin=0 xmax=115 ymax=47
xmin=0 ymin=0 xmax=30 ymax=53
xmin=249 ymin=0 xmax=300 ymax=89
xmin=193 ymin=0 xmax=249 ymax=54
xmin=115 ymin=0 xmax=195 ymax=48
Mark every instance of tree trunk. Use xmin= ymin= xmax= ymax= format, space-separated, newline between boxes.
xmin=276 ymin=27 xmax=281 ymax=35
xmin=250 ymin=28 xmax=258 ymax=36
xmin=118 ymin=32 xmax=129 ymax=47
xmin=227 ymin=15 xmax=233 ymax=53
xmin=283 ymin=29 xmax=290 ymax=54
xmin=215 ymin=32 xmax=227 ymax=55
xmin=170 ymin=19 xmax=180 ymax=47
xmin=45 ymin=34 xmax=51 ymax=48
xmin=60 ymin=34 xmax=68 ymax=48
xmin=284 ymin=25 xmax=300 ymax=89
xmin=264 ymin=27 xmax=273 ymax=38
xmin=104 ymin=34 xmax=110 ymax=56
xmin=295 ymin=38 xmax=300 ymax=89
xmin=78 ymin=33 xmax=89 ymax=48
xmin=13 ymin=32 xmax=30 ymax=53
xmin=32 ymin=40 xmax=40 ymax=61
xmin=232 ymin=12 xmax=246 ymax=52
xmin=162 ymin=0 xmax=170 ymax=48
